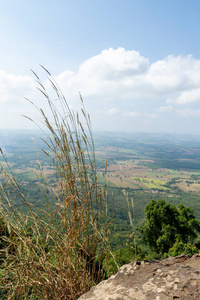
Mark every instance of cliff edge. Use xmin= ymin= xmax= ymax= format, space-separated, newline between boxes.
xmin=79 ymin=254 xmax=200 ymax=300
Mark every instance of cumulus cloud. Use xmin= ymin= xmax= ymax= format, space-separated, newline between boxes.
xmin=55 ymin=47 xmax=150 ymax=101
xmin=53 ymin=48 xmax=200 ymax=114
xmin=146 ymin=55 xmax=200 ymax=94
xmin=0 ymin=70 xmax=34 ymax=103
xmin=1 ymin=47 xmax=200 ymax=131
xmin=1 ymin=48 xmax=200 ymax=108
xmin=172 ymin=88 xmax=200 ymax=104
xmin=78 ymin=47 xmax=149 ymax=79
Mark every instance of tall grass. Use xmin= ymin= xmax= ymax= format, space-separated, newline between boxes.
xmin=0 ymin=68 xmax=113 ymax=299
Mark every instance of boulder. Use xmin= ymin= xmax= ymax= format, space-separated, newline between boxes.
xmin=79 ymin=254 xmax=200 ymax=300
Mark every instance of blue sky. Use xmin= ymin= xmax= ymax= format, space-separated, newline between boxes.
xmin=1 ymin=0 xmax=200 ymax=134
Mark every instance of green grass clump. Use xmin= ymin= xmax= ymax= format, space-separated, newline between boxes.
xmin=0 ymin=68 xmax=114 ymax=299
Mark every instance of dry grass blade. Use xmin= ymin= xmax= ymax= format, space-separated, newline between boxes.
xmin=30 ymin=69 xmax=40 ymax=80
xmin=39 ymin=64 xmax=52 ymax=76
xmin=0 ymin=67 xmax=113 ymax=299
xmin=21 ymin=115 xmax=33 ymax=122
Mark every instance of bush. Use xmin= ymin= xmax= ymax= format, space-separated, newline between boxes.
xmin=167 ymin=241 xmax=198 ymax=257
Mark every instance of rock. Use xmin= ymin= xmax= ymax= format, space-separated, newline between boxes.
xmin=79 ymin=254 xmax=200 ymax=300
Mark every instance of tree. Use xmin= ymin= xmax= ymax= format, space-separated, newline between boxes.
xmin=140 ymin=199 xmax=200 ymax=254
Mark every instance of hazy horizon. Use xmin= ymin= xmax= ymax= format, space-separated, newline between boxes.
xmin=2 ymin=128 xmax=200 ymax=140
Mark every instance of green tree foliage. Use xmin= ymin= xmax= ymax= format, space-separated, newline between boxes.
xmin=140 ymin=199 xmax=200 ymax=254
xmin=105 ymin=242 xmax=145 ymax=277
xmin=167 ymin=241 xmax=198 ymax=257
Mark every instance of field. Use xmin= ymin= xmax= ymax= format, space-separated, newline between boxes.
xmin=96 ymin=143 xmax=200 ymax=194
xmin=1 ymin=130 xmax=200 ymax=231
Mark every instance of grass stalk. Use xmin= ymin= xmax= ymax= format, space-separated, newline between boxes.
xmin=0 ymin=68 xmax=112 ymax=299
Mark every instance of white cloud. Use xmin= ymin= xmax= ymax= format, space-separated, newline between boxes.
xmin=55 ymin=47 xmax=150 ymax=101
xmin=1 ymin=47 xmax=200 ymax=132
xmin=78 ymin=47 xmax=149 ymax=79
xmin=1 ymin=48 xmax=200 ymax=109
xmin=172 ymin=88 xmax=200 ymax=104
xmin=53 ymin=49 xmax=200 ymax=109
xmin=123 ymin=111 xmax=139 ymax=117
xmin=105 ymin=108 xmax=118 ymax=115
xmin=0 ymin=70 xmax=34 ymax=103
xmin=157 ymin=105 xmax=173 ymax=112
xmin=146 ymin=55 xmax=200 ymax=94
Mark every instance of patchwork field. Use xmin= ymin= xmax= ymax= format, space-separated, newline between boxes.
xmin=2 ymin=131 xmax=200 ymax=201
xmin=96 ymin=142 xmax=200 ymax=194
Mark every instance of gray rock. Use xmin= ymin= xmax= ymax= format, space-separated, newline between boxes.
xmin=79 ymin=254 xmax=200 ymax=300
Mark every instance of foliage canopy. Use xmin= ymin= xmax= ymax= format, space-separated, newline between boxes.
xmin=140 ymin=199 xmax=200 ymax=254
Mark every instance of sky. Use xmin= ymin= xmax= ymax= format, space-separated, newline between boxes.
xmin=1 ymin=0 xmax=200 ymax=134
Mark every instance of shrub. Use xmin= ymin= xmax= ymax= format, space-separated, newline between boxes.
xmin=167 ymin=240 xmax=198 ymax=257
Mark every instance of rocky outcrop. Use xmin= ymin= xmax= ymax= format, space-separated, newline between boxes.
xmin=79 ymin=254 xmax=200 ymax=299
